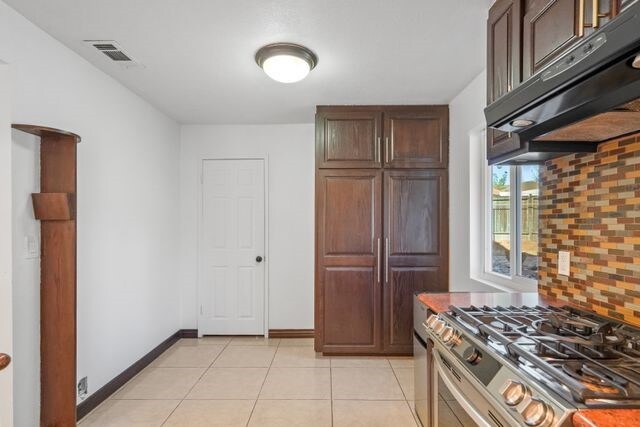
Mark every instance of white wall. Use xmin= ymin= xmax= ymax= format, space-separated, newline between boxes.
xmin=449 ymin=70 xmax=497 ymax=292
xmin=1 ymin=1 xmax=182 ymax=423
xmin=10 ymin=130 xmax=40 ymax=427
xmin=180 ymin=124 xmax=315 ymax=330
xmin=0 ymin=61 xmax=14 ymax=427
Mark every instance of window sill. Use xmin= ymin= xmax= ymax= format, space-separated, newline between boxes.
xmin=471 ymin=271 xmax=538 ymax=293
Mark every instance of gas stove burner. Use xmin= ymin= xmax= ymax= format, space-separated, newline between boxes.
xmin=562 ymin=361 xmax=629 ymax=393
xmin=488 ymin=318 xmax=529 ymax=334
xmin=531 ymin=316 xmax=626 ymax=348
xmin=448 ymin=304 xmax=640 ymax=407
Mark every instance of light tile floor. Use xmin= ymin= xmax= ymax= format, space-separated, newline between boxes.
xmin=79 ymin=336 xmax=419 ymax=426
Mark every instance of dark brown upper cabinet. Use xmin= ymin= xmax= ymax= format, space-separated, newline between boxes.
xmin=383 ymin=107 xmax=448 ymax=169
xmin=486 ymin=0 xmax=621 ymax=163
xmin=316 ymin=108 xmax=382 ymax=169
xmin=487 ymin=0 xmax=523 ymax=159
xmin=317 ymin=106 xmax=448 ymax=170
xmin=382 ymin=170 xmax=448 ymax=354
xmin=315 ymin=169 xmax=383 ymax=354
xmin=522 ymin=0 xmax=620 ymax=80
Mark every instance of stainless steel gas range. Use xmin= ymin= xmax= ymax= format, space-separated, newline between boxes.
xmin=413 ymin=296 xmax=640 ymax=427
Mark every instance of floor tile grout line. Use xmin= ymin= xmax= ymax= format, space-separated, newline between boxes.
xmin=244 ymin=345 xmax=275 ymax=427
xmin=390 ymin=363 xmax=409 ymax=401
xmin=330 ymin=357 xmax=334 ymax=427
xmin=159 ymin=337 xmax=232 ymax=426
xmin=158 ymin=339 xmax=222 ymax=426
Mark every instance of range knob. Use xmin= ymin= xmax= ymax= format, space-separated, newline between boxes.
xmin=521 ymin=398 xmax=554 ymax=427
xmin=500 ymin=380 xmax=529 ymax=406
xmin=464 ymin=347 xmax=482 ymax=365
xmin=440 ymin=326 xmax=455 ymax=343
xmin=426 ymin=314 xmax=439 ymax=329
xmin=432 ymin=320 xmax=446 ymax=335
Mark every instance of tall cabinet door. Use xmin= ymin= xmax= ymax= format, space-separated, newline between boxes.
xmin=316 ymin=109 xmax=382 ymax=169
xmin=383 ymin=170 xmax=448 ymax=354
xmin=316 ymin=170 xmax=382 ymax=353
xmin=487 ymin=0 xmax=523 ymax=159
xmin=383 ymin=107 xmax=448 ymax=169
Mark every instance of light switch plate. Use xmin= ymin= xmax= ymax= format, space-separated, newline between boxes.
xmin=558 ymin=251 xmax=570 ymax=276
xmin=24 ymin=235 xmax=39 ymax=259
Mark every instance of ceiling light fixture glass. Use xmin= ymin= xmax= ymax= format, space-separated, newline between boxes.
xmin=255 ymin=43 xmax=318 ymax=83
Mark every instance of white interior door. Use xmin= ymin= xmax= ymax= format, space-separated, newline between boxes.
xmin=0 ymin=62 xmax=14 ymax=427
xmin=199 ymin=159 xmax=265 ymax=335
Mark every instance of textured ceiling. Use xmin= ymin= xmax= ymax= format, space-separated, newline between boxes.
xmin=6 ymin=0 xmax=491 ymax=124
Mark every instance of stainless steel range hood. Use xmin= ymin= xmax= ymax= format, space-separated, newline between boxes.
xmin=485 ymin=1 xmax=640 ymax=164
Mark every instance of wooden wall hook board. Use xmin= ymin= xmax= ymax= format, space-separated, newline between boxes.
xmin=12 ymin=123 xmax=81 ymax=427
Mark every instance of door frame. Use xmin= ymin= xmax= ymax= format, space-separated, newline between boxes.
xmin=196 ymin=156 xmax=270 ymax=337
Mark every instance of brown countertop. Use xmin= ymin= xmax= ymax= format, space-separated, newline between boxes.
xmin=417 ymin=291 xmax=564 ymax=313
xmin=573 ymin=410 xmax=640 ymax=427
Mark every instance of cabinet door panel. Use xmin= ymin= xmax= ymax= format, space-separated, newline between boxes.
xmin=384 ymin=108 xmax=448 ymax=169
xmin=487 ymin=0 xmax=523 ymax=159
xmin=522 ymin=0 xmax=620 ymax=80
xmin=316 ymin=170 xmax=382 ymax=353
xmin=324 ymin=176 xmax=375 ymax=255
xmin=383 ymin=170 xmax=448 ymax=354
xmin=387 ymin=267 xmax=443 ymax=350
xmin=316 ymin=110 xmax=382 ymax=168
xmin=323 ymin=267 xmax=379 ymax=347
xmin=523 ymin=0 xmax=582 ymax=80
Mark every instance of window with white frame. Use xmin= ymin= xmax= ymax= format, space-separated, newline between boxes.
xmin=486 ymin=163 xmax=540 ymax=283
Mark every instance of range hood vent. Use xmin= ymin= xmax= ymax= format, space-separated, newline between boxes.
xmin=485 ymin=1 xmax=640 ymax=165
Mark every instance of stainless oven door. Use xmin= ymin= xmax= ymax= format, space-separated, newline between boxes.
xmin=432 ymin=348 xmax=515 ymax=427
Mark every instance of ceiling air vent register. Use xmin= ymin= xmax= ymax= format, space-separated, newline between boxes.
xmin=83 ymin=40 xmax=143 ymax=68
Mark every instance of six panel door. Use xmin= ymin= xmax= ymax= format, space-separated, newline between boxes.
xmin=487 ymin=0 xmax=523 ymax=159
xmin=383 ymin=170 xmax=448 ymax=354
xmin=316 ymin=109 xmax=382 ymax=169
xmin=383 ymin=107 xmax=448 ymax=169
xmin=316 ymin=169 xmax=382 ymax=353
xmin=199 ymin=159 xmax=265 ymax=336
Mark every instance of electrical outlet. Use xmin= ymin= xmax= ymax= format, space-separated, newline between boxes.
xmin=558 ymin=251 xmax=570 ymax=276
xmin=78 ymin=377 xmax=88 ymax=400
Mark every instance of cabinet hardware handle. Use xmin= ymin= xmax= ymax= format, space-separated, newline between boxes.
xmin=376 ymin=137 xmax=381 ymax=163
xmin=377 ymin=238 xmax=381 ymax=283
xmin=593 ymin=0 xmax=599 ymax=29
xmin=579 ymin=0 xmax=585 ymax=37
xmin=385 ymin=137 xmax=390 ymax=164
xmin=385 ymin=237 xmax=390 ymax=283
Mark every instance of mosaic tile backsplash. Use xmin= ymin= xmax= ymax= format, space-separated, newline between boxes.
xmin=538 ymin=135 xmax=640 ymax=325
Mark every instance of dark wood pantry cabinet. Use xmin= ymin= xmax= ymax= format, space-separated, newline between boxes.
xmin=315 ymin=106 xmax=449 ymax=355
xmin=486 ymin=0 xmax=621 ymax=162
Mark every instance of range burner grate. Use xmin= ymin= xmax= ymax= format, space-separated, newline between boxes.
xmin=449 ymin=304 xmax=640 ymax=406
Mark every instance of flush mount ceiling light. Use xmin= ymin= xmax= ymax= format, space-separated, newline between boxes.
xmin=255 ymin=43 xmax=318 ymax=83
xmin=632 ymin=54 xmax=640 ymax=69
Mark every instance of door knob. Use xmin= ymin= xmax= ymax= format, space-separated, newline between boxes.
xmin=0 ymin=353 xmax=11 ymax=371
xmin=256 ymin=256 xmax=263 ymax=263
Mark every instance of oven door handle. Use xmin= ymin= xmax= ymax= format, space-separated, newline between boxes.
xmin=433 ymin=351 xmax=494 ymax=427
